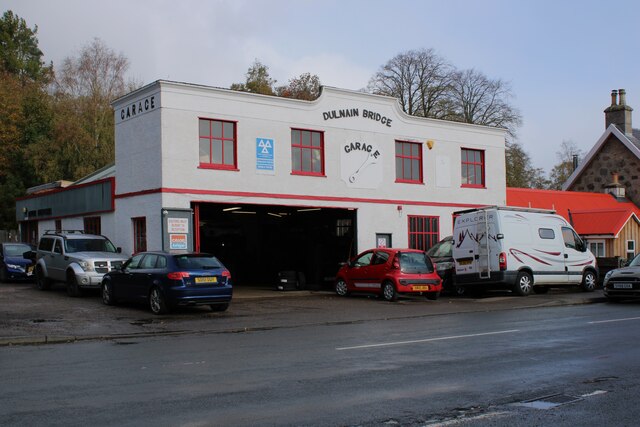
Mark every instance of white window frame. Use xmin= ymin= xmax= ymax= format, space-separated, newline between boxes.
xmin=588 ymin=239 xmax=605 ymax=257
xmin=627 ymin=240 xmax=636 ymax=258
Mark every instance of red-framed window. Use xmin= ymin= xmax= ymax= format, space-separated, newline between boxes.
xmin=291 ymin=128 xmax=324 ymax=176
xmin=408 ymin=215 xmax=439 ymax=251
xmin=395 ymin=140 xmax=423 ymax=183
xmin=132 ymin=217 xmax=147 ymax=253
xmin=83 ymin=216 xmax=101 ymax=235
xmin=199 ymin=118 xmax=237 ymax=169
xmin=461 ymin=148 xmax=485 ymax=187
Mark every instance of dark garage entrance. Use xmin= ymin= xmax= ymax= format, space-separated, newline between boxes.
xmin=195 ymin=203 xmax=357 ymax=289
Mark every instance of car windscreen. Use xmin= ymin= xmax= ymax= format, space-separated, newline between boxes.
xmin=398 ymin=252 xmax=434 ymax=273
xmin=426 ymin=239 xmax=452 ymax=258
xmin=4 ymin=244 xmax=33 ymax=257
xmin=65 ymin=238 xmax=117 ymax=253
xmin=174 ymin=255 xmax=223 ymax=270
xmin=629 ymin=254 xmax=640 ymax=267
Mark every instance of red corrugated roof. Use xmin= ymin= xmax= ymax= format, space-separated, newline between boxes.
xmin=506 ymin=188 xmax=640 ymax=236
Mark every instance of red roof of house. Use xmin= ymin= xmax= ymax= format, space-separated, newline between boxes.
xmin=506 ymin=188 xmax=640 ymax=237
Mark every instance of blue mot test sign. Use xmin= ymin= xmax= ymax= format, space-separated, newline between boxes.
xmin=256 ymin=138 xmax=275 ymax=174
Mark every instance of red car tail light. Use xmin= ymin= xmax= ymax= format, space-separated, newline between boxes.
xmin=392 ymin=255 xmax=401 ymax=270
xmin=222 ymin=270 xmax=231 ymax=279
xmin=167 ymin=271 xmax=190 ymax=280
xmin=499 ymin=252 xmax=507 ymax=271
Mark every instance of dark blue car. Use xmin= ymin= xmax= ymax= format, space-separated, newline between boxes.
xmin=101 ymin=251 xmax=232 ymax=314
xmin=0 ymin=242 xmax=35 ymax=282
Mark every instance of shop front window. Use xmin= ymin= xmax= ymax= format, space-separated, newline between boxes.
xmin=408 ymin=216 xmax=439 ymax=251
xmin=133 ymin=217 xmax=147 ymax=253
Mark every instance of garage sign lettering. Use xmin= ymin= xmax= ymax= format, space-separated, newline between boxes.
xmin=119 ymin=95 xmax=157 ymax=122
xmin=323 ymin=107 xmax=392 ymax=128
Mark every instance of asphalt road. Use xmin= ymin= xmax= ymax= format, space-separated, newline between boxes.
xmin=0 ymin=281 xmax=606 ymax=345
xmin=1 ymin=283 xmax=639 ymax=426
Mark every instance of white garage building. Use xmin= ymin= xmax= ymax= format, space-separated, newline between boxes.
xmin=17 ymin=80 xmax=507 ymax=287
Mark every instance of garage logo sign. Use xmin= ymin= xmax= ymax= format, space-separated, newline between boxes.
xmin=341 ymin=141 xmax=383 ymax=189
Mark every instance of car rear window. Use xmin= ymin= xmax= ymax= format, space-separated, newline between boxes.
xmin=398 ymin=251 xmax=434 ymax=273
xmin=174 ymin=255 xmax=223 ymax=270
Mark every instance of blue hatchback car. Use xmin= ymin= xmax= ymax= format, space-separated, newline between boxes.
xmin=0 ymin=242 xmax=35 ymax=282
xmin=101 ymin=251 xmax=232 ymax=314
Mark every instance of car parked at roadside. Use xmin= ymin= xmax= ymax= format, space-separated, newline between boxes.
xmin=603 ymin=253 xmax=640 ymax=302
xmin=101 ymin=251 xmax=233 ymax=314
xmin=31 ymin=230 xmax=128 ymax=297
xmin=334 ymin=248 xmax=442 ymax=301
xmin=426 ymin=236 xmax=465 ymax=296
xmin=0 ymin=242 xmax=35 ymax=282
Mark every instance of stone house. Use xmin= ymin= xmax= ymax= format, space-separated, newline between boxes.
xmin=563 ymin=89 xmax=640 ymax=205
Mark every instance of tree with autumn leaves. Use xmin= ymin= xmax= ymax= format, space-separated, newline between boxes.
xmin=0 ymin=10 xmax=53 ymax=230
xmin=0 ymin=11 xmax=136 ymax=230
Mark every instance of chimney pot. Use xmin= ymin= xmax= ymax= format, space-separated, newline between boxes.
xmin=611 ymin=89 xmax=618 ymax=106
xmin=619 ymin=89 xmax=627 ymax=106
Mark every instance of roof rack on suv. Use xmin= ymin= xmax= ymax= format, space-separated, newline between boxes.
xmin=44 ymin=230 xmax=86 ymax=235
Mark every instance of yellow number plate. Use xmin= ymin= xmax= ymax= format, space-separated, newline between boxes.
xmin=195 ymin=276 xmax=218 ymax=284
xmin=458 ymin=259 xmax=473 ymax=266
xmin=412 ymin=285 xmax=430 ymax=291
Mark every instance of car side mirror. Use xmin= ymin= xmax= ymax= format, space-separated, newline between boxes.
xmin=116 ymin=247 xmax=122 ymax=253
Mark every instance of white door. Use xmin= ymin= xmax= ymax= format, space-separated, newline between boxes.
xmin=562 ymin=227 xmax=587 ymax=284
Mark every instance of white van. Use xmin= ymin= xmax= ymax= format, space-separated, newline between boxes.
xmin=452 ymin=206 xmax=598 ymax=296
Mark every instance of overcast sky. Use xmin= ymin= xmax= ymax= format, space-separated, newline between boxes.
xmin=5 ymin=0 xmax=639 ymax=172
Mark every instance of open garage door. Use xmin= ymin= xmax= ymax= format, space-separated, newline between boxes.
xmin=195 ymin=203 xmax=356 ymax=289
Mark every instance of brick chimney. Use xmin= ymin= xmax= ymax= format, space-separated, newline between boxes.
xmin=604 ymin=89 xmax=633 ymax=136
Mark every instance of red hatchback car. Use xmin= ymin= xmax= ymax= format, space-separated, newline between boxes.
xmin=335 ymin=248 xmax=443 ymax=301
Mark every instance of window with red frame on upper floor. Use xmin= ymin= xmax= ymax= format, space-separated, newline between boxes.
xmin=199 ymin=118 xmax=237 ymax=169
xmin=395 ymin=140 xmax=423 ymax=183
xmin=291 ymin=128 xmax=324 ymax=176
xmin=461 ymin=148 xmax=485 ymax=187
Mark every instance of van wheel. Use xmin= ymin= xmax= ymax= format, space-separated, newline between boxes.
xmin=382 ymin=281 xmax=398 ymax=302
xmin=453 ymin=285 xmax=466 ymax=297
xmin=513 ymin=271 xmax=532 ymax=296
xmin=581 ymin=271 xmax=597 ymax=292
xmin=35 ymin=266 xmax=51 ymax=290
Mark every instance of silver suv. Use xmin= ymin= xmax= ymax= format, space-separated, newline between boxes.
xmin=34 ymin=230 xmax=129 ymax=297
